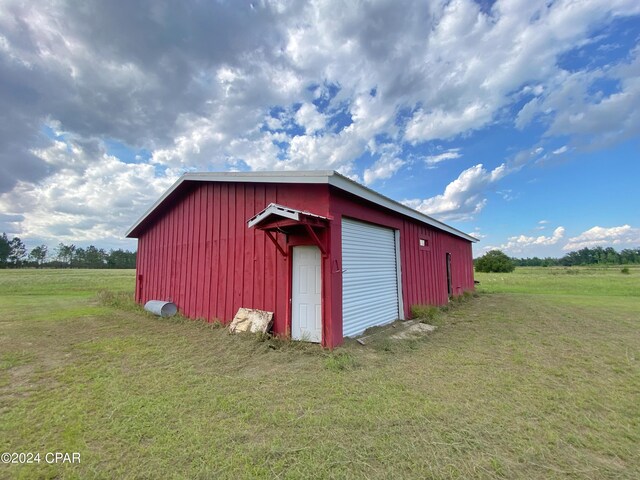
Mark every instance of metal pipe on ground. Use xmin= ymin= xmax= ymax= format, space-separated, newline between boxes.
xmin=144 ymin=300 xmax=178 ymax=318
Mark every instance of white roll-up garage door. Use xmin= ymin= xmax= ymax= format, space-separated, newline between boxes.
xmin=342 ymin=218 xmax=400 ymax=337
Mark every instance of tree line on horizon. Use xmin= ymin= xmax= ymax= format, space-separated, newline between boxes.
xmin=510 ymin=246 xmax=640 ymax=267
xmin=2 ymin=232 xmax=639 ymax=270
xmin=475 ymin=246 xmax=640 ymax=273
xmin=0 ymin=233 xmax=136 ymax=269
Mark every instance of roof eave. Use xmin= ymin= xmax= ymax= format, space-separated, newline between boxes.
xmin=125 ymin=171 xmax=478 ymax=243
xmin=126 ymin=171 xmax=336 ymax=238
xmin=126 ymin=174 xmax=187 ymax=238
xmin=327 ymin=174 xmax=479 ymax=243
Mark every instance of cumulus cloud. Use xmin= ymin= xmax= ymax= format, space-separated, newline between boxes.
xmin=294 ymin=103 xmax=327 ymax=134
xmin=0 ymin=138 xmax=177 ymax=246
xmin=563 ymin=225 xmax=640 ymax=251
xmin=362 ymin=141 xmax=405 ymax=184
xmin=403 ymin=0 xmax=640 ymax=144
xmin=1 ymin=0 xmax=639 ymax=242
xmin=363 ymin=157 xmax=405 ymax=185
xmin=485 ymin=226 xmax=565 ymax=254
xmin=515 ymin=45 xmax=640 ymax=150
xmin=403 ymin=163 xmax=507 ymax=221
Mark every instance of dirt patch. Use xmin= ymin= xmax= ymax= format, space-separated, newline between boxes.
xmin=352 ymin=319 xmax=437 ymax=345
xmin=390 ymin=321 xmax=437 ymax=340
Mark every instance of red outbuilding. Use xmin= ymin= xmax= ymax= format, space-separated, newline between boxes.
xmin=126 ymin=171 xmax=477 ymax=348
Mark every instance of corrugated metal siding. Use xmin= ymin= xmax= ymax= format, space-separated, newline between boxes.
xmin=329 ymin=188 xmax=475 ymax=333
xmin=342 ymin=218 xmax=399 ymax=337
xmin=134 ymin=181 xmax=475 ymax=348
xmin=135 ymin=182 xmax=330 ymax=338
xmin=398 ymin=219 xmax=475 ymax=306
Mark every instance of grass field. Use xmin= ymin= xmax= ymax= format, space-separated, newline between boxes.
xmin=1 ymin=267 xmax=639 ymax=479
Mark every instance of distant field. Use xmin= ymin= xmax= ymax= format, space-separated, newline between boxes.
xmin=475 ymin=265 xmax=640 ymax=296
xmin=1 ymin=267 xmax=639 ymax=479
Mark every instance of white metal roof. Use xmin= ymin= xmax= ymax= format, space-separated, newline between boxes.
xmin=247 ymin=203 xmax=328 ymax=228
xmin=126 ymin=170 xmax=478 ymax=242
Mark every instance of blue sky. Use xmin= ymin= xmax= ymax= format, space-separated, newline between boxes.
xmin=0 ymin=0 xmax=638 ymax=258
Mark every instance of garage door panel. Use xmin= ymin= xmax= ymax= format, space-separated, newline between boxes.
xmin=342 ymin=295 xmax=399 ymax=311
xmin=343 ymin=278 xmax=398 ymax=289
xmin=342 ymin=218 xmax=400 ymax=337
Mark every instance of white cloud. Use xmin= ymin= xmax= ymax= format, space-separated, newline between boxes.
xmin=404 ymin=163 xmax=507 ymax=221
xmin=405 ymin=103 xmax=494 ymax=143
xmin=515 ymin=46 xmax=640 ymax=150
xmin=467 ymin=228 xmax=486 ymax=240
xmin=425 ymin=148 xmax=462 ymax=167
xmin=150 ymin=115 xmax=231 ymax=169
xmin=0 ymin=139 xmax=177 ymax=247
xmin=363 ymin=158 xmax=404 ymax=185
xmin=1 ymin=0 xmax=640 ymax=245
xmin=552 ymin=145 xmax=568 ymax=155
xmin=285 ymin=131 xmax=364 ymax=172
xmin=563 ymin=225 xmax=640 ymax=251
xmin=294 ymin=103 xmax=327 ymax=134
xmin=362 ymin=141 xmax=405 ymax=184
xmin=403 ymin=0 xmax=640 ymax=144
xmin=534 ymin=219 xmax=548 ymax=230
xmin=489 ymin=226 xmax=566 ymax=254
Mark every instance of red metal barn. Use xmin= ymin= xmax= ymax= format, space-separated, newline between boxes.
xmin=126 ymin=171 xmax=477 ymax=348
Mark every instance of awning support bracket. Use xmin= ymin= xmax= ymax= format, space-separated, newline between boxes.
xmin=304 ymin=224 xmax=327 ymax=257
xmin=265 ymin=230 xmax=287 ymax=258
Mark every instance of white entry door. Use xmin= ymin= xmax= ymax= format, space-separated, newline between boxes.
xmin=291 ymin=246 xmax=322 ymax=343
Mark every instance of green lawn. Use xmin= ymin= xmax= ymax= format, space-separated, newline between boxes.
xmin=476 ymin=265 xmax=640 ymax=296
xmin=1 ymin=267 xmax=639 ymax=479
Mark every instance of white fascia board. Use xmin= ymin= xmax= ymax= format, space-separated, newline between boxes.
xmin=126 ymin=172 xmax=334 ymax=237
xmin=126 ymin=170 xmax=478 ymax=243
xmin=125 ymin=174 xmax=185 ymax=237
xmin=184 ymin=171 xmax=335 ymax=184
